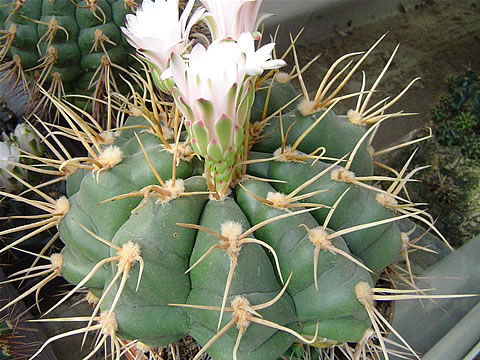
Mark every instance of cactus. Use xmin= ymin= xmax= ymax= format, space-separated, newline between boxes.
xmin=0 ymin=0 xmax=140 ymax=120
xmin=434 ymin=69 xmax=480 ymax=159
xmin=0 ymin=1 xmax=468 ymax=359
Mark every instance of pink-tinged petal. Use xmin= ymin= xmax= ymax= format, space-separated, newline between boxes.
xmin=185 ymin=7 xmax=206 ymax=38
xmin=237 ymin=31 xmax=254 ymax=50
xmin=191 ymin=138 xmax=203 ymax=156
xmin=200 ymin=0 xmax=269 ymax=40
xmin=196 ymin=98 xmax=216 ymax=133
xmin=160 ymin=67 xmax=172 ymax=81
xmin=256 ymin=42 xmax=276 ymax=58
xmin=172 ymin=88 xmax=195 ymax=120
xmin=254 ymin=12 xmax=274 ymax=31
xmin=200 ymin=13 xmax=219 ymax=41
xmin=168 ymin=33 xmax=286 ymax=189
xmin=154 ymin=68 xmax=174 ymax=93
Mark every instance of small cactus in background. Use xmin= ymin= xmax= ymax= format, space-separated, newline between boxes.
xmin=434 ymin=69 xmax=480 ymax=158
xmin=0 ymin=121 xmax=53 ymax=252
xmin=0 ymin=1 xmax=470 ymax=359
xmin=0 ymin=0 xmax=141 ymax=120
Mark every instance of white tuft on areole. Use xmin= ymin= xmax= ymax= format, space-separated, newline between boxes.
xmin=266 ymin=191 xmax=288 ymax=208
xmin=273 ymin=146 xmax=304 ymax=162
xmin=54 ymin=196 xmax=70 ymax=216
xmin=86 ymin=291 xmax=100 ymax=305
xmin=308 ymin=226 xmax=331 ymax=248
xmin=347 ymin=109 xmax=365 ymax=126
xmin=331 ymin=168 xmax=356 ymax=183
xmin=100 ymin=131 xmax=116 ymax=145
xmin=231 ymin=296 xmax=251 ymax=330
xmin=49 ymin=253 xmax=63 ymax=269
xmin=220 ymin=221 xmax=243 ymax=240
xmin=99 ymin=310 xmax=118 ymax=336
xmin=161 ymin=125 xmax=174 ymax=140
xmin=98 ymin=145 xmax=123 ymax=168
xmin=376 ymin=192 xmax=398 ymax=207
xmin=155 ymin=179 xmax=185 ymax=204
xmin=275 ymin=71 xmax=291 ymax=83
xmin=355 ymin=281 xmax=374 ymax=307
xmin=297 ymin=98 xmax=317 ymax=116
xmin=118 ymin=241 xmax=142 ymax=270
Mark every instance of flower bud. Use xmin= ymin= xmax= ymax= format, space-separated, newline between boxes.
xmin=12 ymin=122 xmax=44 ymax=157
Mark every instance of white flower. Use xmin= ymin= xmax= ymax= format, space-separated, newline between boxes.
xmin=200 ymin=0 xmax=271 ymax=40
xmin=170 ymin=39 xmax=250 ymax=147
xmin=0 ymin=140 xmax=20 ymax=189
xmin=122 ymin=0 xmax=204 ymax=73
xmin=169 ymin=39 xmax=253 ymax=189
xmin=170 ymin=36 xmax=285 ymax=150
xmin=0 ymin=140 xmax=19 ymax=170
xmin=237 ymin=32 xmax=286 ymax=76
xmin=168 ymin=36 xmax=285 ymax=191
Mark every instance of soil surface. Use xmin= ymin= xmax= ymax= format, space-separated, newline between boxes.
xmin=15 ymin=1 xmax=480 ymax=359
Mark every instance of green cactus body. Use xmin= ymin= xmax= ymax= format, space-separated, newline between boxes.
xmin=5 ymin=63 xmax=421 ymax=359
xmin=58 ymin=134 xmax=193 ymax=261
xmin=101 ymin=176 xmax=209 ymax=345
xmin=187 ymin=198 xmax=297 ymax=359
xmin=44 ymin=84 xmax=409 ymax=357
xmin=250 ymin=79 xmax=299 ymax=122
xmin=0 ymin=1 xmax=445 ymax=356
xmin=60 ymin=246 xmax=107 ymax=291
xmin=263 ymin=157 xmax=403 ymax=273
xmin=56 ymin=129 xmax=194 ymax=296
xmin=236 ymin=179 xmax=372 ymax=341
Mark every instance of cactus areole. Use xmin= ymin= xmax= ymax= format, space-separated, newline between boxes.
xmin=1 ymin=1 xmax=447 ymax=360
